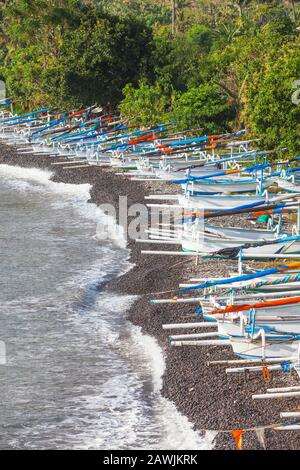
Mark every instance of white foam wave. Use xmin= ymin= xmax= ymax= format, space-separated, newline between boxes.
xmin=126 ymin=326 xmax=213 ymax=450
xmin=0 ymin=164 xmax=90 ymax=195
xmin=0 ymin=162 xmax=212 ymax=450
xmin=0 ymin=164 xmax=126 ymax=248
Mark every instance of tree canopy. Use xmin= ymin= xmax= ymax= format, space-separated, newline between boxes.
xmin=0 ymin=0 xmax=299 ymax=152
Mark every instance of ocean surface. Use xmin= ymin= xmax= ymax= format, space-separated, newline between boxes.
xmin=0 ymin=164 xmax=212 ymax=450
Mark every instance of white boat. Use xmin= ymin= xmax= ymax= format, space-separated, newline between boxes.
xmin=278 ymin=178 xmax=300 ymax=193
xmin=217 ymin=314 xmax=300 ymax=337
xmin=170 ymin=190 xmax=300 ymax=212
xmin=230 ymin=335 xmax=300 ymax=359
xmin=180 ymin=232 xmax=300 ymax=256
xmin=203 ymin=298 xmax=300 ymax=319
xmin=184 ymin=177 xmax=274 ymax=195
xmin=177 ymin=193 xmax=267 ymax=211
xmin=201 ymin=223 xmax=284 ymax=241
xmin=155 ymin=166 xmax=220 ymax=180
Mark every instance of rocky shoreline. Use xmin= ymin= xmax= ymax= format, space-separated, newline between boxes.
xmin=1 ymin=143 xmax=300 ymax=450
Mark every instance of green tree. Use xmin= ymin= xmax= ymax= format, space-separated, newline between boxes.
xmin=54 ymin=11 xmax=153 ymax=108
xmin=119 ymin=79 xmax=175 ymax=126
xmin=243 ymin=42 xmax=300 ymax=153
xmin=0 ymin=1 xmax=154 ymax=109
xmin=172 ymin=83 xmax=235 ymax=132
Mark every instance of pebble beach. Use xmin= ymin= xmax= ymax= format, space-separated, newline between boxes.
xmin=1 ymin=143 xmax=300 ymax=450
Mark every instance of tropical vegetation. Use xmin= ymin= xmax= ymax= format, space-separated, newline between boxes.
xmin=0 ymin=0 xmax=299 ymax=151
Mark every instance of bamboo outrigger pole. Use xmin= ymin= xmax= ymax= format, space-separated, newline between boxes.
xmin=253 ymin=391 xmax=300 ymax=400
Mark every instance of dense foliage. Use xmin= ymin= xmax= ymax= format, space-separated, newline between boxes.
xmin=0 ymin=0 xmax=299 ymax=152
xmin=0 ymin=0 xmax=153 ymax=109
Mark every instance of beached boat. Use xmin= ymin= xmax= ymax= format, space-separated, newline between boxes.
xmin=183 ymin=177 xmax=274 ymax=194
xmin=217 ymin=315 xmax=300 ymax=337
xmin=180 ymin=230 xmax=300 ymax=256
xmin=230 ymin=334 xmax=300 ymax=359
xmin=278 ymin=178 xmax=300 ymax=193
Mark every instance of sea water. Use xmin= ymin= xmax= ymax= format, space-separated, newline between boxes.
xmin=0 ymin=164 xmax=212 ymax=450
